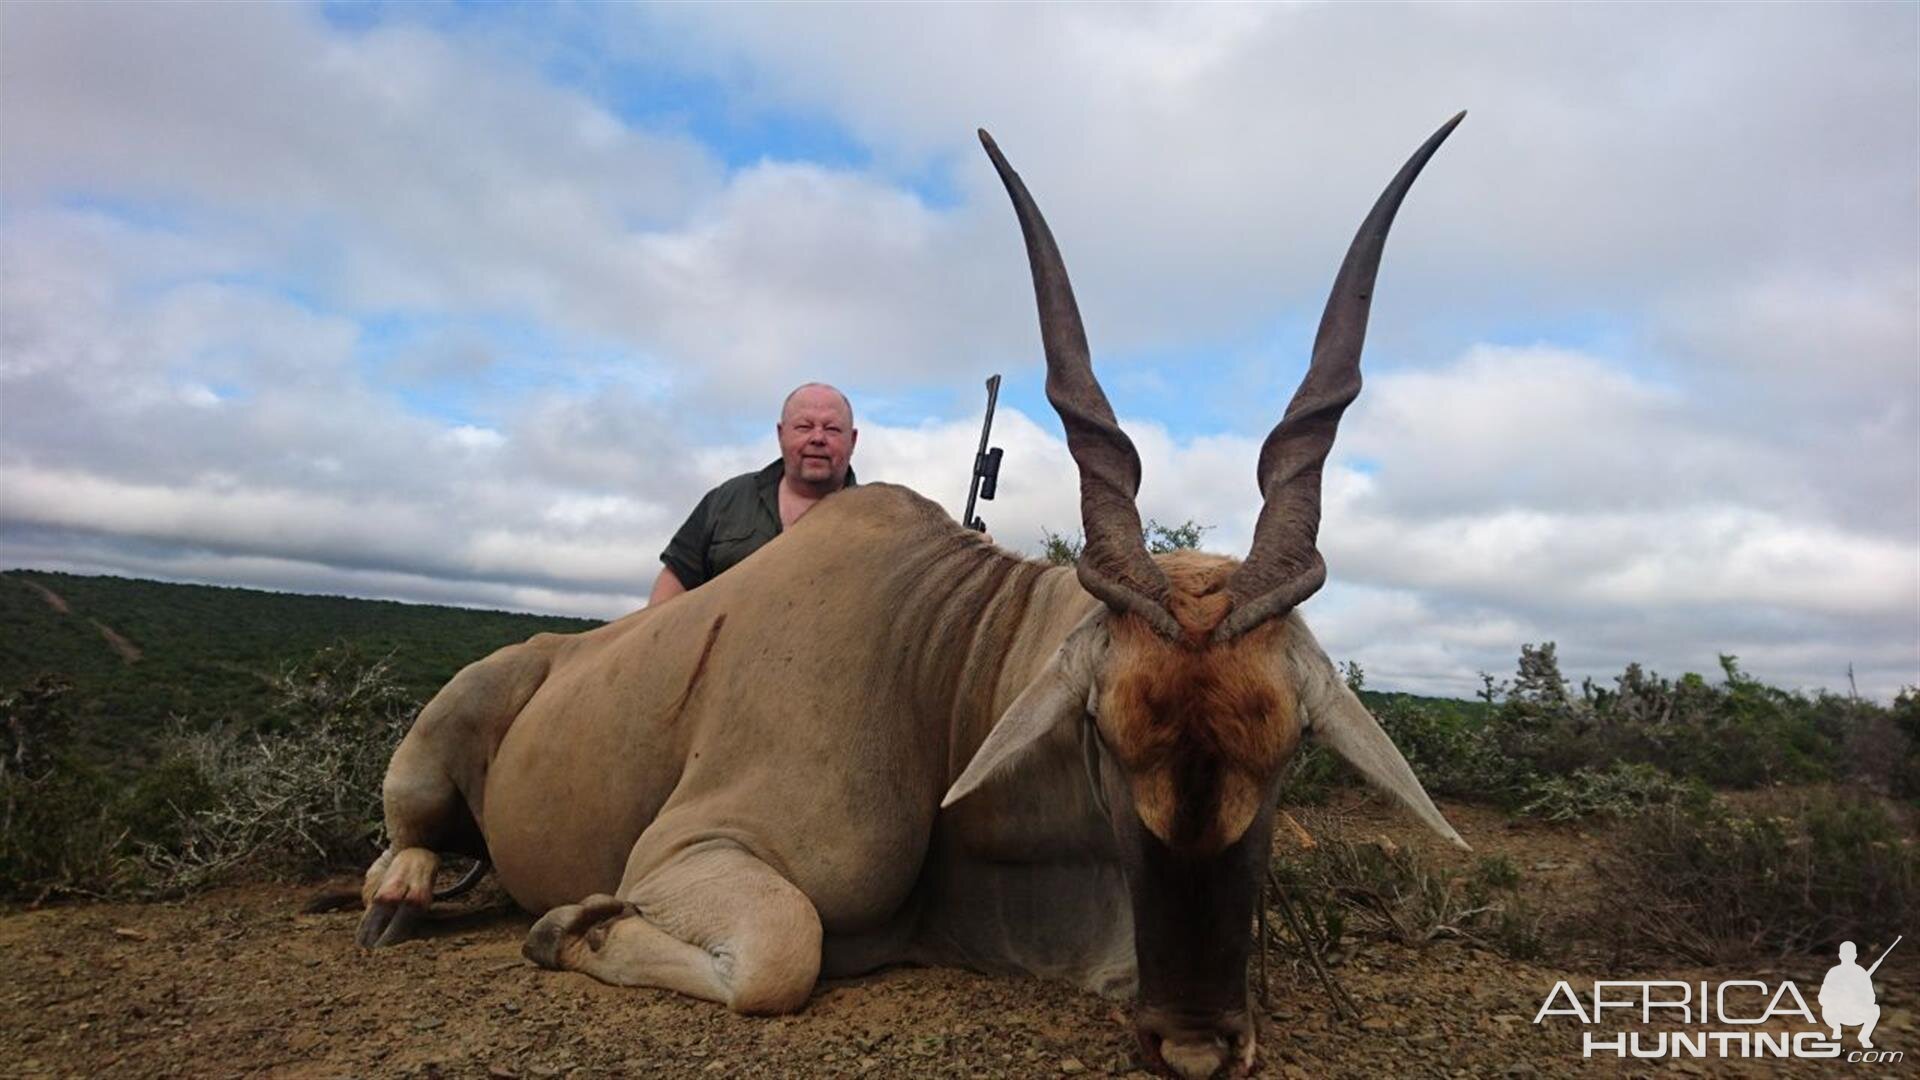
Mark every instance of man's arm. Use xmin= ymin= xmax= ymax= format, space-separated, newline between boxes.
xmin=654 ymin=488 xmax=717 ymax=605
xmin=648 ymin=565 xmax=688 ymax=607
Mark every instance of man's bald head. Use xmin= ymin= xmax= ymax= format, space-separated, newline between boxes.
xmin=781 ymin=382 xmax=854 ymax=428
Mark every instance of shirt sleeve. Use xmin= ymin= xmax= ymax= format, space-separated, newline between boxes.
xmin=660 ymin=490 xmax=717 ymax=591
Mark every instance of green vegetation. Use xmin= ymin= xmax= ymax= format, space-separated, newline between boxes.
xmin=1515 ymin=762 xmax=1708 ymax=823
xmin=1289 ymin=644 xmax=1920 ymax=818
xmin=1597 ymin=790 xmax=1916 ymax=963
xmin=1272 ymin=645 xmax=1918 ymax=966
xmin=1 ymin=644 xmax=419 ymax=901
xmin=138 ymin=645 xmax=417 ymax=895
xmin=1266 ymin=837 xmax=1548 ymax=966
xmin=0 ymin=569 xmax=597 ymax=903
xmin=3 ymin=567 xmax=1914 ymax=972
xmin=0 ymin=569 xmax=596 ymax=758
xmin=1039 ymin=518 xmax=1213 ymax=565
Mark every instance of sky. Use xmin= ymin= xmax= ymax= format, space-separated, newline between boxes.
xmin=1 ymin=2 xmax=1914 ymax=700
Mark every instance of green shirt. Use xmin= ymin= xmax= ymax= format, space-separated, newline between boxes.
xmin=659 ymin=459 xmax=858 ymax=590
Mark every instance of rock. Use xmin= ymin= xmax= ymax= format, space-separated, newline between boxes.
xmin=1058 ymin=1057 xmax=1085 ymax=1074
xmin=1360 ymin=1017 xmax=1391 ymax=1032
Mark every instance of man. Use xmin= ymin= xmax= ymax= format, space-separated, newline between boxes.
xmin=1818 ymin=940 xmax=1881 ymax=1048
xmin=649 ymin=383 xmax=858 ymax=605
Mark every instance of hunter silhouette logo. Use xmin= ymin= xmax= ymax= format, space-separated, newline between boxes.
xmin=1532 ymin=934 xmax=1904 ymax=1064
xmin=1822 ymin=937 xmax=1899 ymax=1049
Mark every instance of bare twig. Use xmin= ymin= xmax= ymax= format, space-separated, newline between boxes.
xmin=1268 ymin=871 xmax=1362 ymax=1022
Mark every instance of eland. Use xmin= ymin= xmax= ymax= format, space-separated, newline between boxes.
xmin=358 ymin=114 xmax=1467 ymax=1079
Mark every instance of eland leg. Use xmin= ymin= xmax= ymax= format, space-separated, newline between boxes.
xmin=523 ymin=839 xmax=823 ymax=1014
xmin=357 ymin=723 xmax=470 ymax=948
xmin=357 ymin=642 xmax=550 ymax=948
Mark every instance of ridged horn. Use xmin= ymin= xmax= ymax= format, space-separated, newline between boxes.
xmin=1219 ymin=112 xmax=1465 ymax=641
xmin=980 ymin=129 xmax=1182 ymax=641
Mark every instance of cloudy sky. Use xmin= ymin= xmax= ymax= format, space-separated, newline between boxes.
xmin=2 ymin=2 xmax=1913 ymax=699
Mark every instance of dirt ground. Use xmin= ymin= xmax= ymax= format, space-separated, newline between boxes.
xmin=3 ymin=794 xmax=1910 ymax=1079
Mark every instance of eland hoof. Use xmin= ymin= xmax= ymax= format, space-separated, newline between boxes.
xmin=523 ymin=894 xmax=633 ymax=969
xmin=356 ymin=899 xmax=424 ymax=949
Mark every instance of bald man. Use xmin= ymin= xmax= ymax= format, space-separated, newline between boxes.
xmin=649 ymin=383 xmax=859 ymax=606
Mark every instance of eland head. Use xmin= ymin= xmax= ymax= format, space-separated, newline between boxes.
xmin=945 ymin=114 xmax=1467 ymax=1078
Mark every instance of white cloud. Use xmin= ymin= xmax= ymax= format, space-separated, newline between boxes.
xmin=635 ymin=4 xmax=1915 ymax=328
xmin=0 ymin=2 xmax=1911 ymax=703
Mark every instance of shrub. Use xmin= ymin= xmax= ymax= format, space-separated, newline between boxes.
xmin=1038 ymin=519 xmax=1210 ymax=565
xmin=1484 ymin=648 xmax=1860 ymax=792
xmin=1 ymin=674 xmax=77 ymax=782
xmin=1374 ymin=697 xmax=1530 ymax=804
xmin=1595 ymin=789 xmax=1917 ymax=963
xmin=0 ymin=674 xmax=147 ymax=902
xmin=1274 ymin=743 xmax=1345 ymax=806
xmin=1895 ymin=687 xmax=1920 ymax=800
xmin=0 ymin=761 xmax=136 ymax=902
xmin=1474 ymin=854 xmax=1521 ymax=889
xmin=1515 ymin=762 xmax=1709 ymax=823
xmin=1270 ymin=838 xmax=1543 ymax=959
xmin=1844 ymin=686 xmax=1920 ymax=802
xmin=135 ymin=645 xmax=415 ymax=894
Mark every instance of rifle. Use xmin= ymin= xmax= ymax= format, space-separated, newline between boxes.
xmin=1867 ymin=935 xmax=1902 ymax=978
xmin=963 ymin=374 xmax=1003 ymax=533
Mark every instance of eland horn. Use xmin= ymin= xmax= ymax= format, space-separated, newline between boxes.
xmin=980 ymin=129 xmax=1183 ymax=642
xmin=1220 ymin=112 xmax=1465 ymax=641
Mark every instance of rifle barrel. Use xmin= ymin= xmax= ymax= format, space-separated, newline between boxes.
xmin=1866 ymin=934 xmax=1901 ymax=978
xmin=963 ymin=374 xmax=1002 ymax=530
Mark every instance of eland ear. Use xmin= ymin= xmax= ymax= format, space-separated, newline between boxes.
xmin=942 ymin=609 xmax=1108 ymax=809
xmin=1285 ymin=616 xmax=1470 ymax=850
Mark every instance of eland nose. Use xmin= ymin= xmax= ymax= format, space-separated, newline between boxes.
xmin=1134 ymin=1005 xmax=1254 ymax=1079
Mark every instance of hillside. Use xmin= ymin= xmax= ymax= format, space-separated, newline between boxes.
xmin=1 ymin=569 xmax=1486 ymax=754
xmin=0 ymin=570 xmax=602 ymax=752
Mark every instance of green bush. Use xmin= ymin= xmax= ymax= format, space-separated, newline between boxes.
xmin=1474 ymin=854 xmax=1521 ymax=889
xmin=1270 ymin=838 xmax=1543 ymax=959
xmin=1468 ymin=647 xmax=1889 ymax=797
xmin=0 ymin=674 xmax=140 ymax=901
xmin=1274 ymin=743 xmax=1346 ymax=806
xmin=0 ymin=645 xmax=416 ymax=903
xmin=1373 ymin=697 xmax=1531 ymax=804
xmin=1039 ymin=519 xmax=1210 ymax=565
xmin=1515 ymin=761 xmax=1709 ymax=823
xmin=1597 ymin=789 xmax=1917 ymax=963
xmin=0 ymin=762 xmax=136 ymax=902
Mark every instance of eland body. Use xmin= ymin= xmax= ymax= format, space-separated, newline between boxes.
xmin=360 ymin=115 xmax=1466 ymax=1079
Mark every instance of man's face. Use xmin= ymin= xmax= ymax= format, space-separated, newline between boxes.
xmin=778 ymin=387 xmax=857 ymax=489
